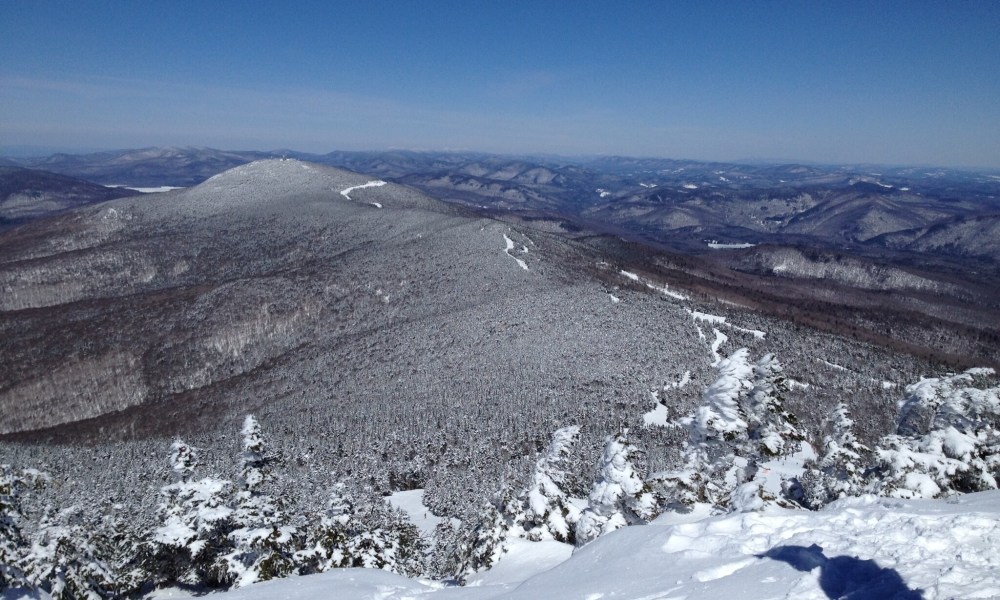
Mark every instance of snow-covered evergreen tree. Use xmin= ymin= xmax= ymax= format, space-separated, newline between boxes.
xmin=872 ymin=369 xmax=1000 ymax=499
xmin=689 ymin=348 xmax=753 ymax=448
xmin=516 ymin=425 xmax=581 ymax=544
xmin=448 ymin=491 xmax=513 ymax=582
xmin=224 ymin=415 xmax=300 ymax=587
xmin=798 ymin=403 xmax=871 ymax=508
xmin=295 ymin=482 xmax=354 ymax=574
xmin=575 ymin=430 xmax=655 ymax=546
xmin=24 ymin=506 xmax=115 ymax=599
xmin=654 ymin=349 xmax=756 ymax=510
xmin=747 ymin=354 xmax=803 ymax=457
xmin=1 ymin=464 xmax=31 ymax=592
xmin=91 ymin=503 xmax=145 ymax=598
xmin=145 ymin=439 xmax=233 ymax=587
xmin=347 ymin=498 xmax=425 ymax=578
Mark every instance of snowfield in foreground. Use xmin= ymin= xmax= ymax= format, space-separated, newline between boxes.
xmin=142 ymin=490 xmax=1000 ymax=600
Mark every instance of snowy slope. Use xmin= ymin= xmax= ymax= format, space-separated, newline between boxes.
xmin=139 ymin=490 xmax=1000 ymax=600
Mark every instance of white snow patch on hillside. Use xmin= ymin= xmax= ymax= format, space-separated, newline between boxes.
xmin=185 ymin=491 xmax=1000 ymax=600
xmin=682 ymin=183 xmax=699 ymax=189
xmin=645 ymin=281 xmax=688 ymax=301
xmin=689 ymin=310 xmax=727 ymax=324
xmin=819 ymin=359 xmax=849 ymax=372
xmin=707 ymin=242 xmax=756 ymax=249
xmin=642 ymin=394 xmax=670 ymax=427
xmin=757 ymin=442 xmax=817 ymax=497
xmin=386 ymin=489 xmax=454 ymax=538
xmin=687 ymin=310 xmax=765 ymax=340
xmin=128 ymin=186 xmax=184 ymax=193
xmin=670 ymin=371 xmax=692 ymax=388
xmin=787 ymin=378 xmax=810 ymax=390
xmin=339 ymin=180 xmax=387 ymax=200
xmin=619 ymin=270 xmax=640 ymax=281
xmin=503 ymin=234 xmax=529 ymax=271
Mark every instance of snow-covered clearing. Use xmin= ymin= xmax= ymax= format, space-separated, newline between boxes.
xmin=642 ymin=399 xmax=669 ymax=427
xmin=644 ymin=372 xmax=690 ymax=427
xmin=339 ymin=180 xmax=387 ymax=202
xmin=502 ymin=234 xmax=529 ymax=271
xmin=687 ymin=309 xmax=766 ymax=340
xmin=707 ymin=242 xmax=756 ymax=249
xmin=143 ymin=491 xmax=1000 ymax=600
xmin=644 ymin=281 xmax=688 ymax=301
xmin=819 ymin=358 xmax=850 ymax=372
xmin=619 ymin=270 xmax=687 ymax=300
xmin=130 ymin=186 xmax=184 ymax=193
xmin=386 ymin=489 xmax=455 ymax=538
xmin=107 ymin=185 xmax=184 ymax=193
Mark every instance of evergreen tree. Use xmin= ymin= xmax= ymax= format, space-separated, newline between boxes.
xmin=296 ymin=482 xmax=365 ymax=574
xmin=872 ymin=369 xmax=1000 ymax=499
xmin=345 ymin=497 xmax=425 ymax=578
xmin=91 ymin=503 xmax=145 ymax=598
xmin=0 ymin=464 xmax=31 ymax=592
xmin=224 ymin=415 xmax=300 ymax=587
xmin=448 ymin=491 xmax=514 ymax=582
xmin=747 ymin=354 xmax=803 ymax=457
xmin=654 ymin=349 xmax=756 ymax=510
xmin=517 ymin=425 xmax=581 ymax=543
xmin=798 ymin=403 xmax=871 ymax=508
xmin=24 ymin=506 xmax=115 ymax=600
xmin=575 ymin=430 xmax=655 ymax=546
xmin=145 ymin=439 xmax=233 ymax=587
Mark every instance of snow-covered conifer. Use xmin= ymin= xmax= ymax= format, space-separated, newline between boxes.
xmin=798 ymin=403 xmax=870 ymax=508
xmin=575 ymin=430 xmax=655 ymax=546
xmin=344 ymin=498 xmax=425 ymax=578
xmin=747 ymin=354 xmax=803 ymax=457
xmin=451 ymin=499 xmax=508 ymax=582
xmin=145 ymin=439 xmax=233 ymax=587
xmin=25 ymin=506 xmax=115 ymax=600
xmin=224 ymin=415 xmax=300 ymax=587
xmin=654 ymin=349 xmax=756 ymax=511
xmin=689 ymin=348 xmax=753 ymax=447
xmin=0 ymin=464 xmax=31 ymax=591
xmin=873 ymin=369 xmax=1000 ymax=499
xmin=517 ymin=425 xmax=581 ymax=543
xmin=295 ymin=482 xmax=357 ymax=573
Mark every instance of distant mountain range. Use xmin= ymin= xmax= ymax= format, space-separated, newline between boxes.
xmin=4 ymin=146 xmax=998 ymax=265
xmin=0 ymin=166 xmax=140 ymax=227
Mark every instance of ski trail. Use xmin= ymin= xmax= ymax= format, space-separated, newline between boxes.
xmin=503 ymin=234 xmax=529 ymax=271
xmin=339 ymin=180 xmax=387 ymax=207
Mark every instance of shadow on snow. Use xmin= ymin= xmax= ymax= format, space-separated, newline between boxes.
xmin=759 ymin=544 xmax=923 ymax=600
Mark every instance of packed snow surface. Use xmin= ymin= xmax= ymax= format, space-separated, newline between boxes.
xmin=138 ymin=491 xmax=1000 ymax=600
xmin=386 ymin=489 xmax=451 ymax=538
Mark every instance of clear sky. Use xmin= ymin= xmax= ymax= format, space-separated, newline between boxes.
xmin=2 ymin=1 xmax=999 ymax=167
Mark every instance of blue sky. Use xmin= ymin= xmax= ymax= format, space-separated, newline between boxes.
xmin=2 ymin=1 xmax=999 ymax=167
